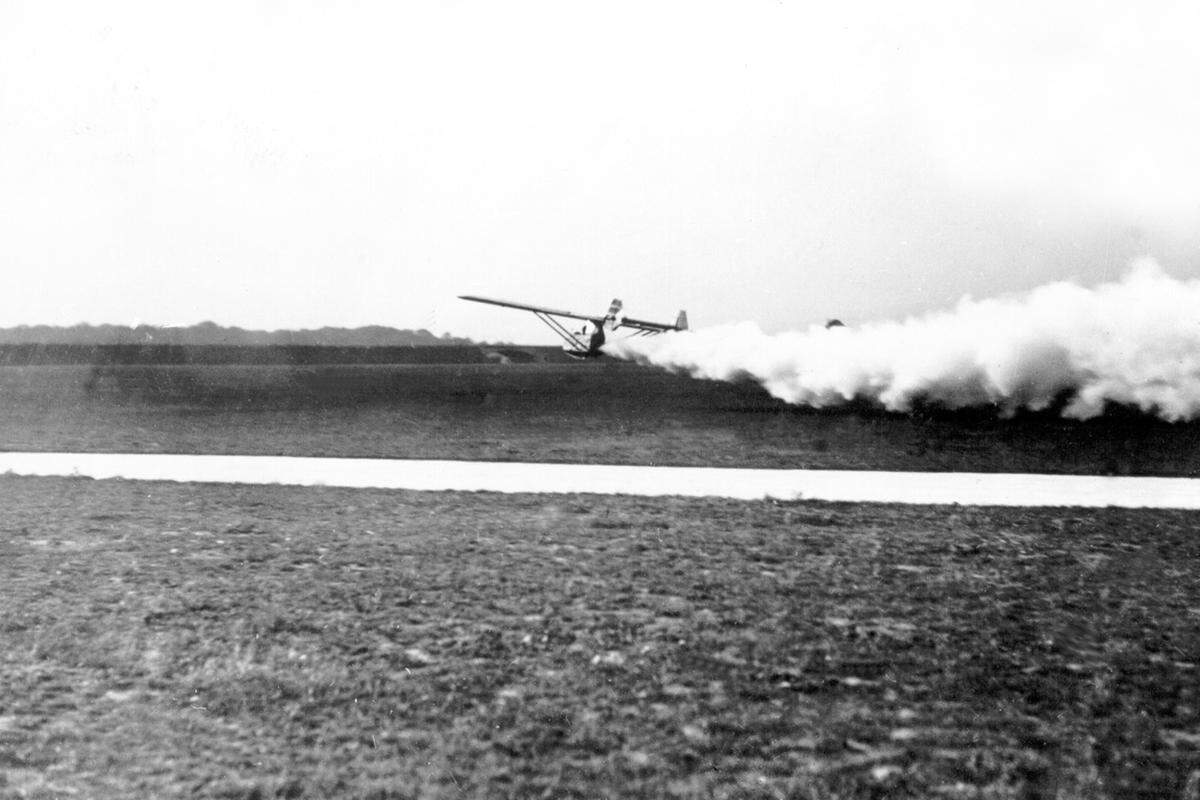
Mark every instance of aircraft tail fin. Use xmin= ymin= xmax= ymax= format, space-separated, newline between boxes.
xmin=675 ymin=310 xmax=688 ymax=331
xmin=607 ymin=298 xmax=623 ymax=318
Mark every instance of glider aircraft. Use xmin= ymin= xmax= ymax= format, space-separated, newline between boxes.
xmin=459 ymin=295 xmax=688 ymax=358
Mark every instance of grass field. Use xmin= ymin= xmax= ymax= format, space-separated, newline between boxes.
xmin=2 ymin=363 xmax=1200 ymax=475
xmin=2 ymin=475 xmax=1198 ymax=798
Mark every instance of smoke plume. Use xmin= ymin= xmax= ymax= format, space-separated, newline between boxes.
xmin=605 ymin=260 xmax=1200 ymax=420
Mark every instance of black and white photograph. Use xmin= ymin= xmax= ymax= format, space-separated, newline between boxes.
xmin=2 ymin=1 xmax=1199 ymax=797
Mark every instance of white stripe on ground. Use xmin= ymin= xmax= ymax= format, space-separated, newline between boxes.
xmin=1 ymin=451 xmax=1198 ymax=508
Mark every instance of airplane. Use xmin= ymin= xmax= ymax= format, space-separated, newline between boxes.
xmin=459 ymin=295 xmax=688 ymax=358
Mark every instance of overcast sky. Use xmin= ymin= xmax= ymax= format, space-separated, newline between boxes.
xmin=2 ymin=1 xmax=1198 ymax=342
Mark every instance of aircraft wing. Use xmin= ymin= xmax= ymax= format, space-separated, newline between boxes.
xmin=458 ymin=295 xmax=601 ymax=323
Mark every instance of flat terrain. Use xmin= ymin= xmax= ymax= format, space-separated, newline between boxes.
xmin=2 ymin=475 xmax=1198 ymax=798
xmin=2 ymin=364 xmax=1200 ymax=475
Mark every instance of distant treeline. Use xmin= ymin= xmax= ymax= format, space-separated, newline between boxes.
xmin=0 ymin=322 xmax=472 ymax=347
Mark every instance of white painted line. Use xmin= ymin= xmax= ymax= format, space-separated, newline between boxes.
xmin=1 ymin=451 xmax=1198 ymax=508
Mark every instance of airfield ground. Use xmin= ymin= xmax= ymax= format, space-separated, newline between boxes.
xmin=1 ymin=476 xmax=1198 ymax=798
xmin=2 ymin=361 xmax=1199 ymax=798
xmin=1 ymin=363 xmax=1200 ymax=475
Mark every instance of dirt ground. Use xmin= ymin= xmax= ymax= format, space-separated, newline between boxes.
xmin=2 ymin=475 xmax=1198 ymax=798
xmin=1 ymin=364 xmax=1199 ymax=475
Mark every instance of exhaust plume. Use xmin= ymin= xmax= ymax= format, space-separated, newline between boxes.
xmin=606 ymin=260 xmax=1200 ymax=421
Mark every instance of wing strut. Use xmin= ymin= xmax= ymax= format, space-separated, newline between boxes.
xmin=534 ymin=311 xmax=589 ymax=351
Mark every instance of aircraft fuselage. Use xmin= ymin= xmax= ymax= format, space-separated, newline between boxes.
xmin=564 ymin=320 xmax=606 ymax=358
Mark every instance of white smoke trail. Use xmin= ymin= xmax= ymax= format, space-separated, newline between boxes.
xmin=605 ymin=260 xmax=1200 ymax=421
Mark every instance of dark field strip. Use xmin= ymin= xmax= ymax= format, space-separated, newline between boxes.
xmin=0 ymin=344 xmax=498 ymax=366
xmin=1 ymin=475 xmax=1198 ymax=798
xmin=3 ymin=364 xmax=1200 ymax=476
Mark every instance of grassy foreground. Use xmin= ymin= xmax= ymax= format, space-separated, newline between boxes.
xmin=1 ymin=476 xmax=1199 ymax=799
